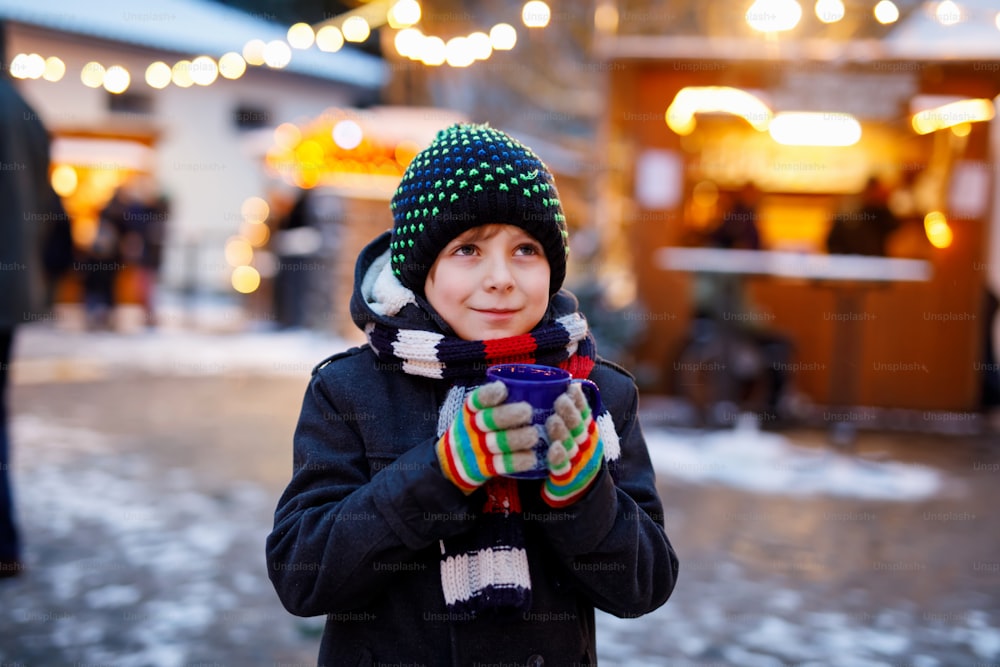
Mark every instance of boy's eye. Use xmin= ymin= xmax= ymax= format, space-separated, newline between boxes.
xmin=514 ymin=244 xmax=541 ymax=256
xmin=453 ymin=244 xmax=477 ymax=256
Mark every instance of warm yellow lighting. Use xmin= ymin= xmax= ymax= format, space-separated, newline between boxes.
xmin=241 ymin=221 xmax=270 ymax=247
xmin=219 ymin=52 xmax=247 ymax=80
xmin=467 ymin=31 xmax=493 ymax=60
xmin=81 ymin=61 xmax=105 ymax=88
xmin=665 ymin=86 xmax=773 ymax=135
xmin=420 ymin=36 xmax=447 ymax=66
xmin=935 ymin=0 xmax=962 ymax=26
xmin=490 ymin=23 xmax=518 ymax=50
xmin=190 ymin=56 xmax=219 ymax=86
xmin=263 ymin=40 xmax=292 ymax=68
xmin=231 ymin=265 xmax=261 ymax=294
xmin=691 ymin=180 xmax=720 ymax=207
xmin=522 ymin=1 xmax=551 ymax=28
xmin=43 ymin=56 xmax=65 ymax=82
xmin=332 ymin=119 xmax=364 ymax=150
xmin=241 ymin=196 xmax=271 ymax=224
xmin=243 ymin=39 xmax=267 ymax=66
xmin=171 ymin=60 xmax=194 ymax=88
xmin=287 ymin=22 xmax=315 ymax=49
xmin=8 ymin=54 xmax=26 ymax=79
xmin=873 ymin=0 xmax=899 ymax=24
xmin=912 ymin=98 xmax=995 ymax=134
xmin=342 ymin=16 xmax=371 ymax=42
xmin=389 ymin=0 xmax=421 ymax=28
xmin=815 ymin=0 xmax=844 ymax=23
xmin=769 ymin=112 xmax=861 ymax=146
xmin=594 ymin=3 xmax=619 ymax=32
xmin=924 ymin=211 xmax=953 ymax=249
xmin=445 ymin=37 xmax=475 ymax=67
xmin=951 ymin=122 xmax=971 ymax=137
xmin=274 ymin=123 xmax=302 ymax=151
xmin=395 ymin=139 xmax=420 ymax=167
xmin=317 ymin=26 xmax=345 ymax=52
xmin=10 ymin=53 xmax=45 ymax=79
xmin=225 ymin=236 xmax=254 ymax=267
xmin=145 ymin=61 xmax=172 ymax=89
xmin=103 ymin=65 xmax=130 ymax=94
xmin=746 ymin=0 xmax=802 ymax=32
xmin=395 ymin=28 xmax=424 ymax=58
xmin=296 ymin=140 xmax=325 ymax=165
xmin=51 ymin=165 xmax=78 ymax=197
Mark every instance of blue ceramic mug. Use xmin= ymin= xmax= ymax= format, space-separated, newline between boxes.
xmin=485 ymin=363 xmax=602 ymax=479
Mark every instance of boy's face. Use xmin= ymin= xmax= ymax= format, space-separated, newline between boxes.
xmin=425 ymin=224 xmax=551 ymax=341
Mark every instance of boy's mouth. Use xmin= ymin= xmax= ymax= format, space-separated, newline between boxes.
xmin=473 ymin=307 xmax=521 ymax=319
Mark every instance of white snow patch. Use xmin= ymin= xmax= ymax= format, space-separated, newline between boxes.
xmin=645 ymin=425 xmax=944 ymax=500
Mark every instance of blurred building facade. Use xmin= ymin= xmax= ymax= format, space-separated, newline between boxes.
xmin=0 ymin=0 xmax=386 ymax=303
xmin=594 ymin=0 xmax=1000 ymax=412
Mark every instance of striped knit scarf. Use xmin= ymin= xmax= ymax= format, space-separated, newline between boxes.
xmin=356 ymin=250 xmax=621 ymax=617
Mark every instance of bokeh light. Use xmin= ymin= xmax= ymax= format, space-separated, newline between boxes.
xmin=103 ymin=65 xmax=131 ymax=93
xmin=146 ymin=61 xmax=172 ymax=89
xmin=287 ymin=22 xmax=315 ymax=49
xmin=317 ymin=26 xmax=345 ymax=52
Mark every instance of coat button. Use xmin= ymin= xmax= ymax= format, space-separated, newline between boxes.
xmin=527 ymin=655 xmax=544 ymax=667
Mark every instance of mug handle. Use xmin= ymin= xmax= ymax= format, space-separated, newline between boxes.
xmin=571 ymin=378 xmax=603 ymax=416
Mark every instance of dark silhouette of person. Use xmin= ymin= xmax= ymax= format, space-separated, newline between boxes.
xmin=710 ymin=182 xmax=761 ymax=251
xmin=826 ymin=177 xmax=901 ymax=256
xmin=0 ymin=21 xmax=67 ymax=577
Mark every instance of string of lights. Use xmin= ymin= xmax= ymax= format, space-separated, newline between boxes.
xmin=9 ymin=1 xmax=1000 ymax=91
xmin=5 ymin=0 xmax=553 ymax=90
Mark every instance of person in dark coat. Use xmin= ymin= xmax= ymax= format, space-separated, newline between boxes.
xmin=826 ymin=176 xmax=901 ymax=256
xmin=0 ymin=25 xmax=66 ymax=576
xmin=266 ymin=124 xmax=678 ymax=665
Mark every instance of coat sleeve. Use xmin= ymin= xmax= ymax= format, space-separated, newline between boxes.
xmin=265 ymin=367 xmax=476 ymax=617
xmin=530 ymin=374 xmax=679 ymax=618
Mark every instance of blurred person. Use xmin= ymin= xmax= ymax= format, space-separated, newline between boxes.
xmin=266 ymin=124 xmax=677 ymax=665
xmin=826 ymin=176 xmax=901 ymax=256
xmin=0 ymin=22 xmax=67 ymax=577
xmin=117 ymin=175 xmax=169 ymax=327
xmin=709 ymin=181 xmax=761 ymax=250
xmin=272 ymin=188 xmax=322 ymax=329
xmin=681 ymin=182 xmax=793 ymax=424
xmin=81 ymin=187 xmax=127 ymax=330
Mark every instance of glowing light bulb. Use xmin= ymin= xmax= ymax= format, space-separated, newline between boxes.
xmin=522 ymin=1 xmax=551 ymax=28
xmin=490 ymin=23 xmax=517 ymax=50
xmin=287 ymin=22 xmax=315 ymax=49
xmin=145 ymin=61 xmax=172 ymax=89
xmin=317 ymin=26 xmax=345 ymax=52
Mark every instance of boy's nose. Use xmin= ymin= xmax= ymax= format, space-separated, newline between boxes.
xmin=482 ymin=256 xmax=515 ymax=291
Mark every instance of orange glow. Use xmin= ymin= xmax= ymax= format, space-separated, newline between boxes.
xmin=924 ymin=211 xmax=953 ymax=249
xmin=265 ymin=108 xmax=416 ymax=188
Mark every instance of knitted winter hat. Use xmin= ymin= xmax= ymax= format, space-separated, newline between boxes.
xmin=389 ymin=123 xmax=569 ymax=295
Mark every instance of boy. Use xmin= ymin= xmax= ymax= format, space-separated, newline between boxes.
xmin=266 ymin=123 xmax=678 ymax=665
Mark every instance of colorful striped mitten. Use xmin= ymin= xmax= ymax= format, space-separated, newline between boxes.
xmin=542 ymin=382 xmax=604 ymax=507
xmin=437 ymin=381 xmax=539 ymax=494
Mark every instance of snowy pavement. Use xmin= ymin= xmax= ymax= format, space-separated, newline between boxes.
xmin=2 ymin=323 xmax=999 ymax=666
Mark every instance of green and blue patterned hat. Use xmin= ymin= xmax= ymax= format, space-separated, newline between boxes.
xmin=389 ymin=123 xmax=568 ymax=295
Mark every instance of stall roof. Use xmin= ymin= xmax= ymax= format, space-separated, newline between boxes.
xmin=599 ymin=0 xmax=1000 ymax=63
xmin=883 ymin=0 xmax=1000 ymax=60
xmin=0 ymin=0 xmax=387 ymax=89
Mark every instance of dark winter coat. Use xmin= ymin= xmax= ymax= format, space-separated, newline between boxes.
xmin=266 ymin=236 xmax=678 ymax=666
xmin=0 ymin=77 xmax=63 ymax=329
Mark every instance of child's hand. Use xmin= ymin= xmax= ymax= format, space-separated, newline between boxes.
xmin=542 ymin=383 xmax=604 ymax=507
xmin=436 ymin=381 xmax=539 ymax=494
